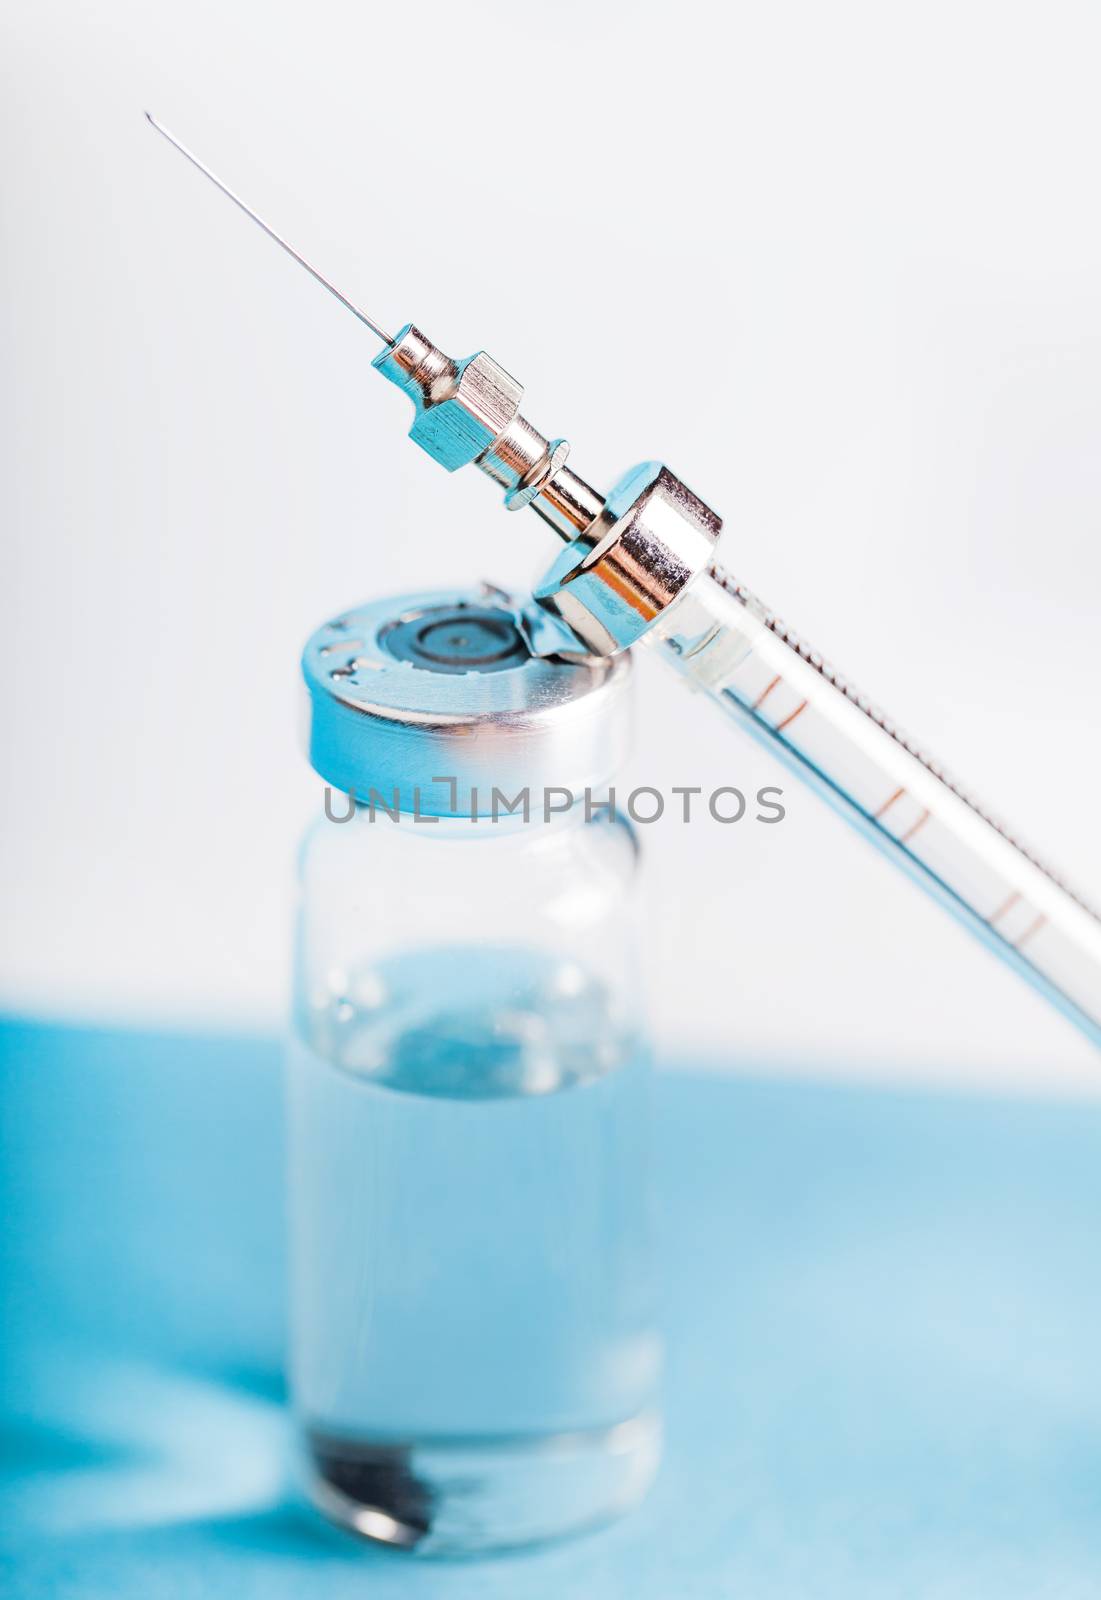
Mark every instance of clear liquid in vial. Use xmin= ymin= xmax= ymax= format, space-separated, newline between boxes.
xmin=287 ymin=945 xmax=661 ymax=1555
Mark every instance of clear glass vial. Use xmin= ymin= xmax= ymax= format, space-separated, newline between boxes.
xmin=288 ymin=586 xmax=661 ymax=1555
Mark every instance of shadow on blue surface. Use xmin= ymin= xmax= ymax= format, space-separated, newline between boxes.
xmin=2 ymin=1015 xmax=1101 ymax=1598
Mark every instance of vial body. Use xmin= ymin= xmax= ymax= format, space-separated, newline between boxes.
xmin=288 ymin=805 xmax=661 ymax=1555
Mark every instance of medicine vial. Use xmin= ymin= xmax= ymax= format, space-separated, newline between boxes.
xmin=288 ymin=585 xmax=661 ymax=1555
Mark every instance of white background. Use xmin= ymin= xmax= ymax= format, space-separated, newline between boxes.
xmin=3 ymin=0 xmax=1100 ymax=1092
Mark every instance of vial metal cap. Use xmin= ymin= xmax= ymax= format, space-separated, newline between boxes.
xmin=302 ymin=585 xmax=632 ymax=817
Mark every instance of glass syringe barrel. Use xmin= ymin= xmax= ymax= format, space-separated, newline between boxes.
xmin=649 ymin=562 xmax=1101 ymax=1047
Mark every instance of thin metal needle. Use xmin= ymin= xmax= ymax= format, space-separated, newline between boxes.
xmin=145 ymin=112 xmax=395 ymax=346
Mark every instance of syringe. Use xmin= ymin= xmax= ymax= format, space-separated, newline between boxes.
xmin=147 ymin=115 xmax=1101 ymax=1049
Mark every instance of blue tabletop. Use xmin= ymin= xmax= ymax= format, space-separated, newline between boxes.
xmin=2 ymin=1017 xmax=1100 ymax=1598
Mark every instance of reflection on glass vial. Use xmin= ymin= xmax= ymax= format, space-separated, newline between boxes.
xmin=290 ymin=589 xmax=660 ymax=1554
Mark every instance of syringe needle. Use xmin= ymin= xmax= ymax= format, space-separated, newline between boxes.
xmin=144 ymin=112 xmax=395 ymax=346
